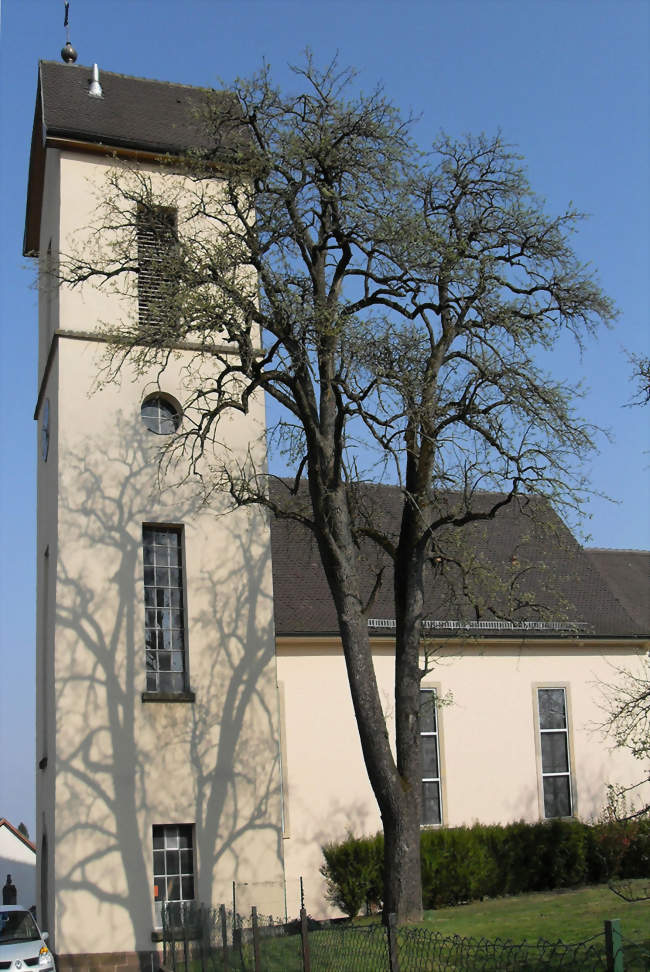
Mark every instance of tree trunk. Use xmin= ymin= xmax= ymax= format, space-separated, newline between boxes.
xmin=390 ymin=580 xmax=425 ymax=922
xmin=382 ymin=789 xmax=423 ymax=922
xmin=389 ymin=480 xmax=431 ymax=923
xmin=309 ymin=477 xmax=424 ymax=922
xmin=336 ymin=603 xmax=423 ymax=924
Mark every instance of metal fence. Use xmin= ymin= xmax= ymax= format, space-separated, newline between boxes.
xmin=161 ymin=904 xmax=650 ymax=972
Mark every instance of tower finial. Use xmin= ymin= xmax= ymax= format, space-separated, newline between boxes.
xmin=61 ymin=1 xmax=78 ymax=63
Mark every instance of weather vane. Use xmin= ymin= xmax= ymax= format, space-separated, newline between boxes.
xmin=61 ymin=1 xmax=78 ymax=63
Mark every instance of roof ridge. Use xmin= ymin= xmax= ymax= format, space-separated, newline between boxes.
xmin=586 ymin=547 xmax=650 ymax=554
xmin=39 ymin=60 xmax=222 ymax=96
xmin=275 ymin=476 xmax=526 ymax=499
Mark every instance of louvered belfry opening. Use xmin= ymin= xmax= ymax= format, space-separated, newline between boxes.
xmin=137 ymin=205 xmax=179 ymax=329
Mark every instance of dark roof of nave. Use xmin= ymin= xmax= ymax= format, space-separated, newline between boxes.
xmin=586 ymin=548 xmax=650 ymax=632
xmin=269 ymin=481 xmax=648 ymax=641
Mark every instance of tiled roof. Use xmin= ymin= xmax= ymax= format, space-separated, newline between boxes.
xmin=37 ymin=61 xmax=243 ymax=155
xmin=270 ymin=482 xmax=646 ymax=639
xmin=586 ymin=549 xmax=650 ymax=631
xmin=24 ymin=62 xmax=246 ymax=255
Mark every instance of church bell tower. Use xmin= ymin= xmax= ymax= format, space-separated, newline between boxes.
xmin=26 ymin=55 xmax=285 ymax=970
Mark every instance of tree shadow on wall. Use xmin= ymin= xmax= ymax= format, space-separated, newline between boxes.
xmin=53 ymin=420 xmax=283 ymax=955
xmin=186 ymin=531 xmax=284 ymax=914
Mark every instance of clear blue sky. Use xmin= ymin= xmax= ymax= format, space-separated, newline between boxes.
xmin=0 ymin=0 xmax=648 ymax=838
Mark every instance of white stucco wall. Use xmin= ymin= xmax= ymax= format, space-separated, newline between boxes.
xmin=276 ymin=638 xmax=650 ymax=917
xmin=35 ymin=149 xmax=285 ymax=956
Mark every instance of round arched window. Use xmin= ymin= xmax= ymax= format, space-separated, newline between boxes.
xmin=140 ymin=395 xmax=182 ymax=435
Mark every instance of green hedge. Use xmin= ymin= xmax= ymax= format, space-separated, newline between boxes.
xmin=320 ymin=832 xmax=384 ymax=917
xmin=321 ymin=818 xmax=650 ymax=916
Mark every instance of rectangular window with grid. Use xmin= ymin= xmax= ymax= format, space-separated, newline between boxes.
xmin=537 ymin=687 xmax=573 ymax=818
xmin=152 ymin=824 xmax=194 ymax=927
xmin=137 ymin=205 xmax=178 ymax=328
xmin=420 ymin=689 xmax=442 ymax=826
xmin=143 ymin=526 xmax=186 ymax=693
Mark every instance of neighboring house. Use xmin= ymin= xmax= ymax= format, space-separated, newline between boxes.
xmin=25 ymin=58 xmax=649 ymax=972
xmin=0 ymin=819 xmax=36 ymax=911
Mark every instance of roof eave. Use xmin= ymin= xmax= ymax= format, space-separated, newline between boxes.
xmin=274 ymin=630 xmax=650 ymax=643
xmin=0 ymin=818 xmax=37 ymax=853
xmin=23 ymin=69 xmax=46 ymax=257
xmin=24 ymin=130 xmax=244 ymax=258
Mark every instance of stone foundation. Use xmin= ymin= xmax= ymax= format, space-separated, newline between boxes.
xmin=55 ymin=952 xmax=161 ymax=972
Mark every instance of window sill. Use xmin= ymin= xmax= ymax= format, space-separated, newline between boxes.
xmin=142 ymin=690 xmax=195 ymax=703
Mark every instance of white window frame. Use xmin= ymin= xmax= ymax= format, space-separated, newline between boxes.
xmin=143 ymin=525 xmax=188 ymax=695
xmin=140 ymin=393 xmax=182 ymax=436
xmin=420 ymin=687 xmax=443 ymax=827
xmin=152 ymin=823 xmax=195 ymax=928
xmin=535 ymin=685 xmax=575 ymax=819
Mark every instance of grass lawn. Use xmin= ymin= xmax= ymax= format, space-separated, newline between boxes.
xmin=168 ymin=883 xmax=650 ymax=971
xmin=419 ymin=881 xmax=650 ymax=944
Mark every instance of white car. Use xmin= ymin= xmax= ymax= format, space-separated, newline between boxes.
xmin=0 ymin=906 xmax=55 ymax=972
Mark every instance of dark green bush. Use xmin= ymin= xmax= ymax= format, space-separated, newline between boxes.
xmin=421 ymin=825 xmax=501 ymax=907
xmin=320 ymin=832 xmax=383 ymax=917
xmin=625 ymin=818 xmax=650 ymax=877
xmin=587 ymin=817 xmax=650 ymax=882
xmin=321 ymin=817 xmax=649 ymax=914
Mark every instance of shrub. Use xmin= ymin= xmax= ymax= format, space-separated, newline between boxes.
xmin=625 ymin=818 xmax=650 ymax=877
xmin=499 ymin=819 xmax=588 ymax=894
xmin=320 ymin=832 xmax=383 ymax=917
xmin=421 ymin=825 xmax=500 ymax=907
xmin=321 ymin=817 xmax=648 ymax=914
xmin=587 ymin=816 xmax=650 ymax=882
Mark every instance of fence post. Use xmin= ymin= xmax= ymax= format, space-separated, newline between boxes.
xmin=300 ymin=878 xmax=311 ymax=972
xmin=387 ymin=913 xmax=400 ymax=972
xmin=251 ymin=906 xmax=262 ymax=972
xmin=182 ymin=903 xmax=189 ymax=972
xmin=197 ymin=903 xmax=206 ymax=972
xmin=161 ymin=904 xmax=167 ymax=969
xmin=300 ymin=907 xmax=312 ymax=972
xmin=604 ymin=919 xmax=624 ymax=972
xmin=168 ymin=905 xmax=177 ymax=972
xmin=299 ymin=876 xmax=311 ymax=972
xmin=232 ymin=883 xmax=241 ymax=951
xmin=219 ymin=904 xmax=230 ymax=971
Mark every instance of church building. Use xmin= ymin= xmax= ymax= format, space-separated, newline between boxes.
xmin=25 ymin=57 xmax=649 ymax=972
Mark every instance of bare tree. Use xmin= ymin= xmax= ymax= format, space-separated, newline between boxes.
xmin=628 ymin=353 xmax=650 ymax=406
xmin=62 ymin=56 xmax=616 ymax=922
xmin=600 ymin=657 xmax=650 ymax=903
xmin=601 ymin=660 xmax=650 ymax=821
xmin=602 ymin=355 xmax=649 ymax=897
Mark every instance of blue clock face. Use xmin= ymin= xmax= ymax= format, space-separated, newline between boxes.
xmin=41 ymin=398 xmax=50 ymax=461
